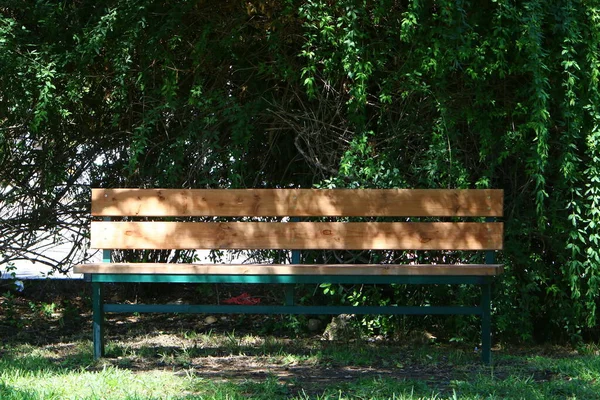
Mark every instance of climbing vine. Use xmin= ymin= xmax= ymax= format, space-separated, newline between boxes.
xmin=2 ymin=0 xmax=600 ymax=340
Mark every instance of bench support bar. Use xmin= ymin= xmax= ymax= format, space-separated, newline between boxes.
xmin=92 ymin=282 xmax=105 ymax=360
xmin=103 ymin=303 xmax=483 ymax=315
xmin=481 ymin=282 xmax=492 ymax=364
xmin=89 ymin=274 xmax=490 ymax=285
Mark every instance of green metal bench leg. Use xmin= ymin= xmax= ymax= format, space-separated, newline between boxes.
xmin=481 ymin=282 xmax=492 ymax=365
xmin=285 ymin=249 xmax=299 ymax=306
xmin=92 ymin=281 xmax=105 ymax=360
xmin=285 ymin=285 xmax=295 ymax=306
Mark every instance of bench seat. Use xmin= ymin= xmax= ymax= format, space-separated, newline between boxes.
xmin=76 ymin=263 xmax=504 ymax=276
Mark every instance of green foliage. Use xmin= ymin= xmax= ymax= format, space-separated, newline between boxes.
xmin=295 ymin=0 xmax=600 ymax=342
xmin=2 ymin=0 xmax=600 ymax=342
xmin=0 ymin=291 xmax=23 ymax=329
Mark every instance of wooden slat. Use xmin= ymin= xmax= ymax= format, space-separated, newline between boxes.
xmin=74 ymin=263 xmax=504 ymax=276
xmin=91 ymin=188 xmax=503 ymax=217
xmin=90 ymin=221 xmax=503 ymax=250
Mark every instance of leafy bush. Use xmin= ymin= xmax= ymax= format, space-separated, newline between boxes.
xmin=2 ymin=0 xmax=600 ymax=342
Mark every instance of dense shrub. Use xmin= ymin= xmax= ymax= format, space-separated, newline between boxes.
xmin=2 ymin=0 xmax=600 ymax=341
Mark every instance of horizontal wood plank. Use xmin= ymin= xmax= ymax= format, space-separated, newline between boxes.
xmin=74 ymin=263 xmax=504 ymax=276
xmin=90 ymin=221 xmax=503 ymax=250
xmin=91 ymin=188 xmax=503 ymax=217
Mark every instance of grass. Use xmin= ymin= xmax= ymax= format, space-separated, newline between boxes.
xmin=1 ymin=334 xmax=600 ymax=399
xmin=2 ymin=282 xmax=599 ymax=399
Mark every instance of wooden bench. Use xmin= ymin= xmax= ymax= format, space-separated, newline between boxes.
xmin=74 ymin=188 xmax=504 ymax=363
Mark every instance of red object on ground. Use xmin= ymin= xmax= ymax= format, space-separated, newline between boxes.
xmin=221 ymin=292 xmax=261 ymax=305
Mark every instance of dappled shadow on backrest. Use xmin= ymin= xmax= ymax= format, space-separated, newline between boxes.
xmin=89 ymin=188 xmax=503 ymax=253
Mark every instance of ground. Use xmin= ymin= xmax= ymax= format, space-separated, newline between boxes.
xmin=0 ymin=280 xmax=587 ymax=398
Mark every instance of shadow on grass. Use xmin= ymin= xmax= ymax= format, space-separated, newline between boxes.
xmin=0 ymin=345 xmax=94 ymax=374
xmin=2 ymin=281 xmax=600 ymax=398
xmin=2 ymin=338 xmax=600 ymax=399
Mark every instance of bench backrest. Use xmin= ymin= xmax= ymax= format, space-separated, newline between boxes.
xmin=89 ymin=189 xmax=503 ymax=252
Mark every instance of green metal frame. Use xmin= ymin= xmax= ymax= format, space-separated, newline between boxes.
xmin=103 ymin=303 xmax=483 ymax=315
xmin=89 ymin=274 xmax=490 ymax=285
xmin=91 ymin=248 xmax=111 ymax=359
xmin=88 ymin=219 xmax=498 ymax=364
xmin=89 ymin=272 xmax=495 ymax=364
